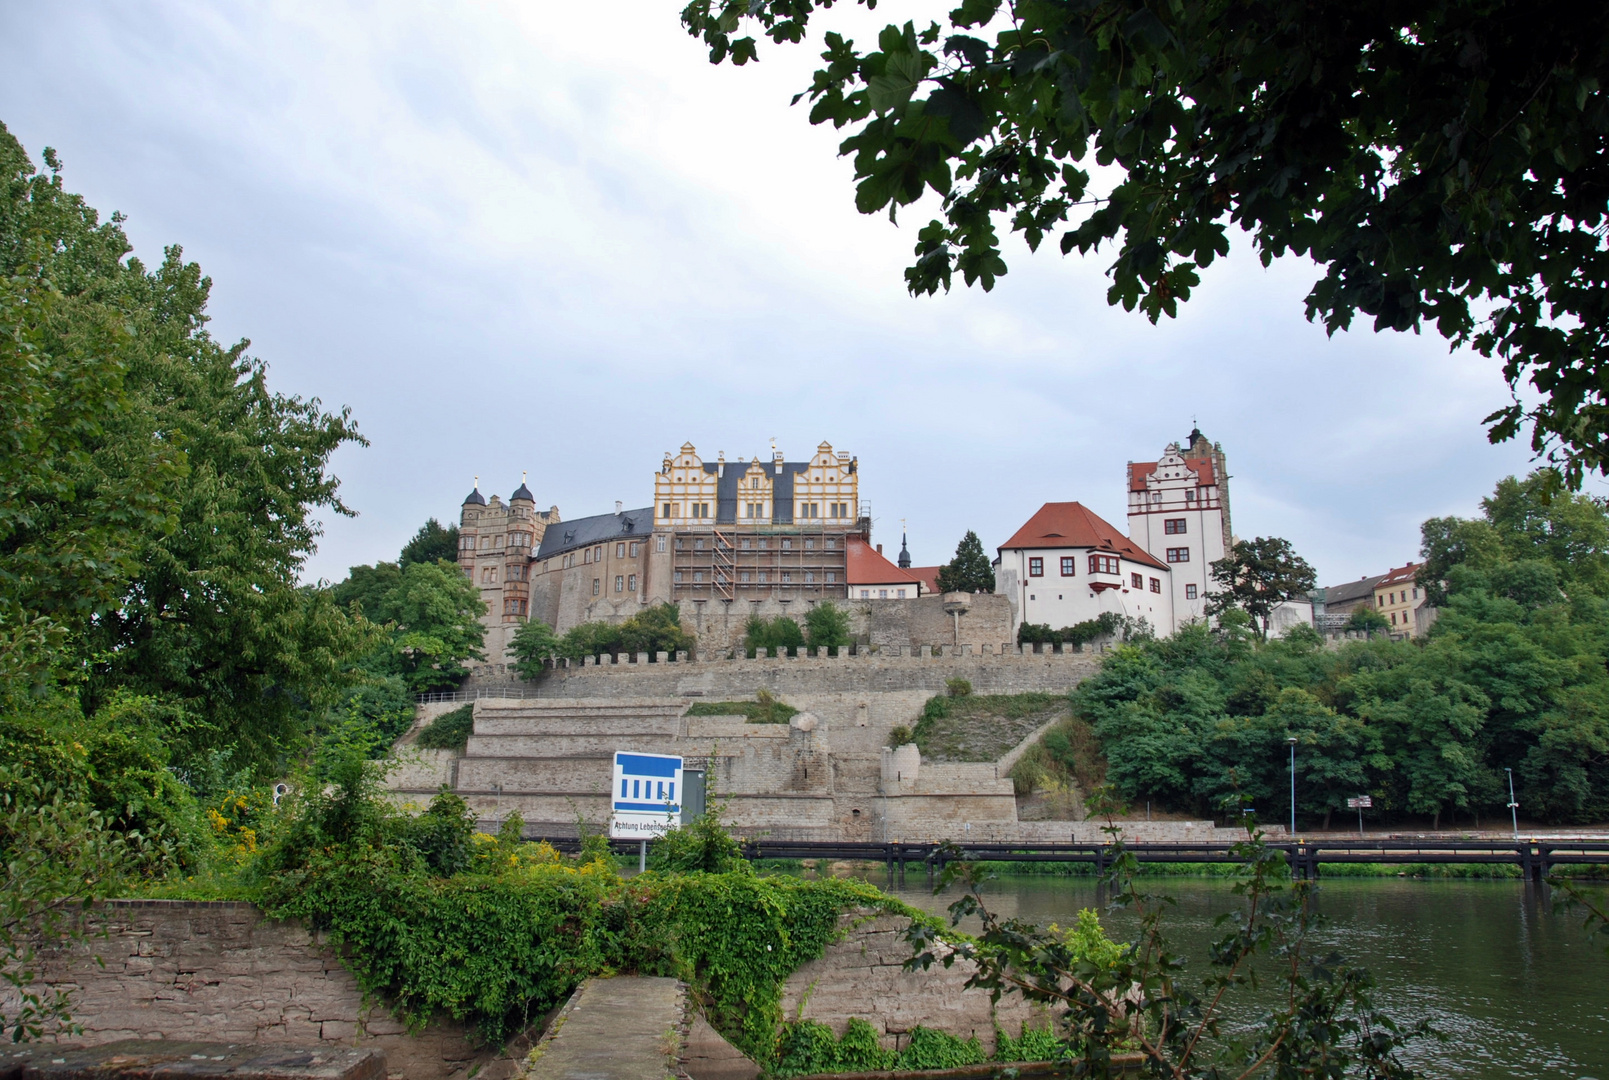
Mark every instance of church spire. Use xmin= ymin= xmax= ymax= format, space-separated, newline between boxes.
xmin=898 ymin=529 xmax=911 ymax=569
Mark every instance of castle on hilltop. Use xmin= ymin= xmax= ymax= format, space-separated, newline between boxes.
xmin=458 ymin=441 xmax=932 ymax=659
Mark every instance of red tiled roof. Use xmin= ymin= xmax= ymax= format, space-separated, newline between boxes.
xmin=846 ymin=537 xmax=925 ymax=587
xmin=907 ymin=566 xmax=943 ymax=595
xmin=1129 ymin=456 xmax=1216 ymax=491
xmin=1376 ymin=562 xmax=1420 ymax=588
xmin=998 ymin=502 xmax=1168 ymax=571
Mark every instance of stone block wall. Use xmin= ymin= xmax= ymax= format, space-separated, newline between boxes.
xmin=780 ymin=912 xmax=1050 ymax=1056
xmin=12 ymin=902 xmax=526 ymax=1080
xmin=465 ymin=649 xmax=1100 ymax=702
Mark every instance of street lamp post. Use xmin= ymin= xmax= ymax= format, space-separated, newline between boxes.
xmin=1506 ymin=767 xmax=1519 ymax=840
xmin=1286 ymin=736 xmax=1298 ymax=837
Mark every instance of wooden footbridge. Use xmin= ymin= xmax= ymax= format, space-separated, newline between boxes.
xmin=543 ymin=836 xmax=1609 ymax=882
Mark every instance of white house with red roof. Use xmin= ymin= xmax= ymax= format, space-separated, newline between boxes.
xmin=994 ymin=502 xmax=1174 ymax=636
xmin=846 ymin=536 xmax=925 ymax=600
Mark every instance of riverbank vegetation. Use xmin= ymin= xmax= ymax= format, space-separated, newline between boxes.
xmin=1067 ymin=472 xmax=1609 ymax=829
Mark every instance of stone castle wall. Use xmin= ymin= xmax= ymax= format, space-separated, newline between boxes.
xmin=10 ymin=901 xmax=526 ymax=1080
xmin=464 ymin=647 xmax=1101 ymax=702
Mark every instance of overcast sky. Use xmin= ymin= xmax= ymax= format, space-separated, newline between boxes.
xmin=0 ymin=2 xmax=1561 ymax=588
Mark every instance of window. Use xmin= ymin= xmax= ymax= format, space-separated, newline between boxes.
xmin=1185 ymin=584 xmax=1198 ymax=600
xmin=592 ymin=578 xmax=600 ymax=595
xmin=460 ymin=535 xmax=474 ymax=550
xmin=595 ymin=547 xmax=603 ymax=562
xmin=1132 ymin=573 xmax=1144 ymax=589
xmin=629 ymin=542 xmax=639 ymax=557
xmin=897 ymin=588 xmax=906 ymax=598
xmin=781 ymin=572 xmax=792 ymax=583
xmin=1164 ymin=518 xmax=1187 ymax=534
xmin=615 ymin=575 xmax=624 ymax=593
xmin=616 ymin=543 xmax=624 ymax=558
xmin=1413 ymin=586 xmax=1420 ymax=599
xmin=825 ymin=572 xmax=836 ymax=583
xmin=861 ymin=590 xmax=870 ymax=598
xmin=1150 ymin=491 xmax=1162 ymax=504
xmin=825 ymin=538 xmax=836 ymax=550
xmin=805 ymin=538 xmax=815 ymax=550
xmin=661 ymin=502 xmax=672 ymax=518
xmin=804 ymin=571 xmax=815 ymax=583
xmin=655 ymin=536 xmax=667 ymax=553
xmin=740 ymin=572 xmax=751 ymax=583
xmin=879 ymin=589 xmax=888 ymax=599
xmin=1029 ymin=557 xmax=1044 ymax=577
xmin=758 ymin=572 xmax=768 ymax=583
xmin=1391 ymin=611 xmax=1398 ymax=625
xmin=1185 ymin=490 xmax=1198 ymax=503
xmin=1060 ymin=557 xmax=1076 ymax=576
xmin=1150 ymin=577 xmax=1161 ymax=593
xmin=1089 ymin=554 xmax=1120 ymax=575
xmin=757 ymin=538 xmax=768 ymax=550
xmin=481 ymin=567 xmax=498 ymax=584
xmin=693 ymin=571 xmax=704 ymax=583
xmin=674 ymin=571 xmax=684 ymax=583
xmin=752 ymin=477 xmax=761 ymax=489
xmin=694 ymin=538 xmax=705 ymax=551
xmin=1166 ymin=547 xmax=1190 ymax=563
xmin=741 ymin=538 xmax=752 ymax=550
xmin=781 ymin=539 xmax=792 ymax=551
xmin=715 ymin=572 xmax=726 ymax=584
xmin=627 ymin=574 xmax=637 ymax=591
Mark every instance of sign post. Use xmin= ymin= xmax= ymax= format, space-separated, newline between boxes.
xmin=610 ymin=751 xmax=683 ymax=870
xmin=1346 ymin=795 xmax=1372 ymax=835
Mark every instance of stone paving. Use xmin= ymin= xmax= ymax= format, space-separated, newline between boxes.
xmin=524 ymin=977 xmax=685 ymax=1080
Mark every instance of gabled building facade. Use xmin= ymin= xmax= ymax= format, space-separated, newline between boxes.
xmin=995 ymin=502 xmax=1174 ymax=635
xmin=846 ymin=537 xmax=925 ymax=600
xmin=649 ymin=441 xmax=867 ymax=604
xmin=1126 ymin=431 xmax=1231 ymax=624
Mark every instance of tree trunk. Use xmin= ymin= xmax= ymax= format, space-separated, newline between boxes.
xmin=1433 ymin=808 xmax=1441 ymax=830
xmin=1323 ymin=807 xmax=1333 ymax=831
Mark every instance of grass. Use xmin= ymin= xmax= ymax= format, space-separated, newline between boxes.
xmin=1008 ymin=715 xmax=1108 ymax=819
xmin=684 ymin=691 xmax=799 ymax=725
xmin=911 ymin=691 xmax=1071 ymax=762
xmin=415 ymin=703 xmax=475 ymax=751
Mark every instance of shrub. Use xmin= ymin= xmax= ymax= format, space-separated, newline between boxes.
xmin=683 ymin=693 xmax=798 ymax=725
xmin=804 ymin=602 xmax=852 ymax=655
xmin=945 ymin=677 xmax=973 ymax=698
xmin=745 ymin=615 xmax=804 ymax=657
xmin=415 ymin=704 xmax=474 ymax=751
xmin=887 ymin=725 xmax=913 ymax=747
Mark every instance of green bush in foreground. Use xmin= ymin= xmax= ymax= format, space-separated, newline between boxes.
xmin=257 ymin=740 xmax=929 ymax=1060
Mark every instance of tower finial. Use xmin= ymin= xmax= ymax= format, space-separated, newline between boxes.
xmin=474 ymin=474 xmax=479 ymax=488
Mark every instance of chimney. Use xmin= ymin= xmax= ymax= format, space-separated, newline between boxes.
xmin=877 ymin=544 xmax=883 ymax=554
xmin=615 ymin=501 xmax=623 ymax=515
xmin=717 ymin=450 xmax=725 ymax=478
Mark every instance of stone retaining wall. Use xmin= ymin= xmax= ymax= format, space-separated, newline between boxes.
xmin=780 ymin=912 xmax=1051 ymax=1056
xmin=464 ymin=649 xmax=1101 ymax=701
xmin=11 ymin=901 xmax=526 ymax=1080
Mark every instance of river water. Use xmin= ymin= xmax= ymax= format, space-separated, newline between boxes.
xmin=849 ymin=874 xmax=1607 ymax=1079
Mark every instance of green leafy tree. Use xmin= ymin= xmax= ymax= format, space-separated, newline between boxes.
xmin=1 ymin=126 xmax=369 ymax=769
xmin=509 ymin=618 xmax=565 ymax=678
xmin=399 ymin=518 xmax=460 ymax=568
xmin=1345 ymin=607 xmax=1391 ymax=633
xmin=369 ymin=560 xmax=487 ymax=694
xmin=331 ymin=561 xmax=403 ymax=617
xmin=681 ymin=3 xmax=1609 ymax=489
xmin=934 ymin=530 xmax=994 ymax=593
xmin=618 ymin=602 xmax=695 ymax=656
xmin=1206 ymin=537 xmax=1317 ymax=640
xmin=804 ymin=601 xmax=852 ymax=654
xmin=745 ymin=614 xmax=805 ymax=657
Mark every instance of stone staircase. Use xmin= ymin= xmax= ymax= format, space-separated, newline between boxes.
xmin=441 ymin=698 xmax=690 ymax=833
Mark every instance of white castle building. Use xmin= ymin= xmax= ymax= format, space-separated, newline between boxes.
xmin=996 ymin=428 xmax=1233 ymax=638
